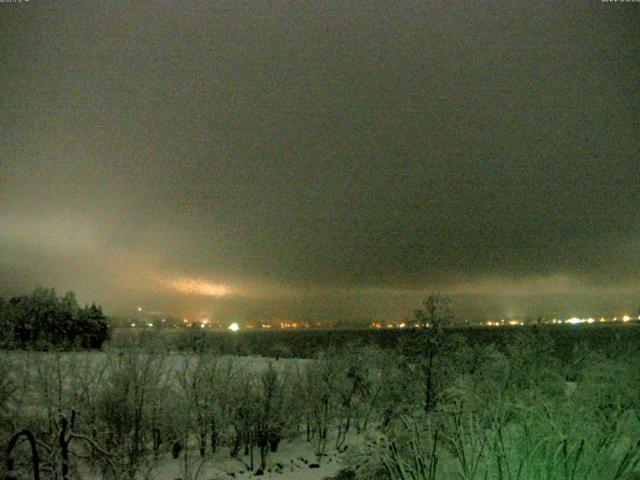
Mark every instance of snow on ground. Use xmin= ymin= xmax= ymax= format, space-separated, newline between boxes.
xmin=85 ymin=432 xmax=356 ymax=480
xmin=8 ymin=351 xmax=357 ymax=479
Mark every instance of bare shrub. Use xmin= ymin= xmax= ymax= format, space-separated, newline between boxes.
xmin=94 ymin=348 xmax=169 ymax=479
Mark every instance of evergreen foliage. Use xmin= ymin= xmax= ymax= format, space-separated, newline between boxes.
xmin=0 ymin=288 xmax=109 ymax=350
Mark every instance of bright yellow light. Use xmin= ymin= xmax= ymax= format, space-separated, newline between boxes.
xmin=623 ymin=315 xmax=631 ymax=322
xmin=137 ymin=307 xmax=142 ymax=312
xmin=228 ymin=322 xmax=240 ymax=332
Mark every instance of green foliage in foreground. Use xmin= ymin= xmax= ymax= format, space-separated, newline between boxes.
xmin=2 ymin=324 xmax=640 ymax=480
xmin=349 ymin=332 xmax=640 ymax=480
xmin=0 ymin=288 xmax=109 ymax=350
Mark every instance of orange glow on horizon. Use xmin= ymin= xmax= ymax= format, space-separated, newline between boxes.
xmin=166 ymin=277 xmax=233 ymax=297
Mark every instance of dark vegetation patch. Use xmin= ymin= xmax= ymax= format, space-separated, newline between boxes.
xmin=109 ymin=323 xmax=640 ymax=364
xmin=0 ymin=288 xmax=109 ymax=350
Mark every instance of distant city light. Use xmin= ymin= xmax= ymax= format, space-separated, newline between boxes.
xmin=137 ymin=306 xmax=142 ymax=312
xmin=125 ymin=312 xmax=637 ymax=331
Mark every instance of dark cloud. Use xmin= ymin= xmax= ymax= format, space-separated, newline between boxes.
xmin=1 ymin=1 xmax=639 ymax=321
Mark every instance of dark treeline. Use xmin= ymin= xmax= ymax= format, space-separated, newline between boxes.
xmin=110 ymin=322 xmax=640 ymax=365
xmin=0 ymin=288 xmax=109 ymax=350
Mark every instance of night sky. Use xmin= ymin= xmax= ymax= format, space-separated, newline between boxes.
xmin=2 ymin=1 xmax=639 ymax=323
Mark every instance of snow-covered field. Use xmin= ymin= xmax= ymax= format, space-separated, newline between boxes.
xmin=115 ymin=433 xmax=352 ymax=480
xmin=5 ymin=334 xmax=640 ymax=480
xmin=2 ymin=351 xmax=358 ymax=480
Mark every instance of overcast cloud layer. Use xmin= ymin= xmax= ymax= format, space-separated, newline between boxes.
xmin=1 ymin=1 xmax=639 ymax=322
